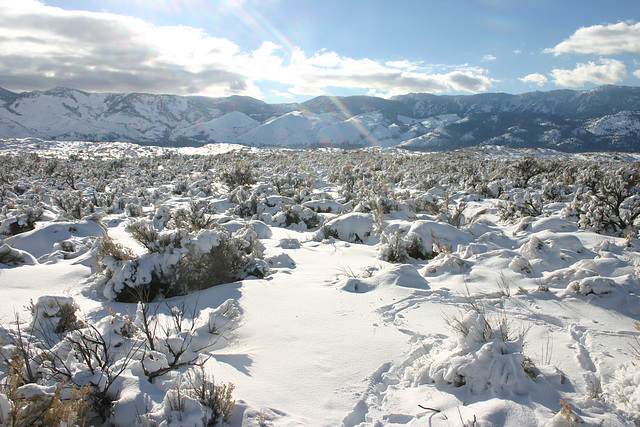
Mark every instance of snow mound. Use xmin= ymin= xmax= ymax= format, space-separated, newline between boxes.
xmin=422 ymin=253 xmax=471 ymax=275
xmin=9 ymin=220 xmax=105 ymax=260
xmin=0 ymin=243 xmax=37 ymax=266
xmin=415 ymin=311 xmax=532 ymax=396
xmin=314 ymin=212 xmax=376 ymax=243
xmin=565 ymin=276 xmax=620 ymax=296
xmin=407 ymin=220 xmax=472 ymax=254
xmin=340 ymin=264 xmax=429 ymax=293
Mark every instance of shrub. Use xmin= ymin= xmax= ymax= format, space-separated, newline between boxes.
xmin=127 ymin=221 xmax=185 ymax=254
xmin=0 ymin=352 xmax=90 ymax=427
xmin=573 ymin=166 xmax=640 ymax=235
xmin=378 ymin=230 xmax=409 ymax=263
xmin=52 ymin=191 xmax=93 ymax=220
xmin=498 ymin=191 xmax=543 ymax=222
xmin=0 ymin=245 xmax=25 ymax=265
xmin=421 ymin=298 xmax=533 ymax=395
xmin=93 ymin=234 xmax=134 ymax=273
xmin=509 ymin=155 xmax=545 ymax=188
xmin=222 ymin=163 xmax=255 ymax=190
xmin=276 ymin=205 xmax=322 ymax=229
xmin=187 ymin=367 xmax=235 ymax=425
xmin=0 ymin=207 xmax=43 ymax=236
xmin=170 ymin=201 xmax=217 ymax=231
xmin=99 ymin=226 xmax=267 ymax=302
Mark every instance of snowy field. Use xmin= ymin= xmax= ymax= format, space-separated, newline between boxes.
xmin=1 ymin=138 xmax=640 ymax=426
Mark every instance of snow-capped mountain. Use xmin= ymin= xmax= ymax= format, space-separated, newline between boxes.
xmin=1 ymin=85 xmax=640 ymax=151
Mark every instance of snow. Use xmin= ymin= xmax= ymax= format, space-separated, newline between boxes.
xmin=1 ymin=142 xmax=640 ymax=426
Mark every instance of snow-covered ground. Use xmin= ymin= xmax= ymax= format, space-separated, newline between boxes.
xmin=1 ymin=140 xmax=639 ymax=426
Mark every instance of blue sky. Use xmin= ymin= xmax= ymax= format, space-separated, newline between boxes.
xmin=1 ymin=0 xmax=639 ymax=103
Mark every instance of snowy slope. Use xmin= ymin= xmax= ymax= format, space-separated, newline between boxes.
xmin=174 ymin=111 xmax=261 ymax=143
xmin=586 ymin=111 xmax=640 ymax=137
xmin=1 ymin=85 xmax=640 ymax=150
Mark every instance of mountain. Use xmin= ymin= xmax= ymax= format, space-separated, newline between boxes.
xmin=1 ymin=85 xmax=640 ymax=151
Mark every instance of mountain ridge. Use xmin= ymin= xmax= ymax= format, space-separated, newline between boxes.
xmin=1 ymin=85 xmax=640 ymax=151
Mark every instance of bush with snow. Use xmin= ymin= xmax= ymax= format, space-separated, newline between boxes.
xmin=0 ymin=207 xmax=43 ymax=236
xmin=379 ymin=220 xmax=472 ymax=262
xmin=414 ymin=308 xmax=533 ymax=396
xmin=98 ymin=224 xmax=268 ymax=302
xmin=313 ymin=212 xmax=376 ymax=243
xmin=0 ymin=295 xmax=240 ymax=424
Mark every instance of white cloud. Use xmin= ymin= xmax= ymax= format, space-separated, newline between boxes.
xmin=519 ymin=73 xmax=548 ymax=86
xmin=634 ymin=69 xmax=640 ymax=80
xmin=512 ymin=49 xmax=522 ymax=55
xmin=306 ymin=50 xmax=342 ymax=68
xmin=551 ymin=58 xmax=627 ymax=87
xmin=270 ymin=89 xmax=294 ymax=99
xmin=547 ymin=21 xmax=640 ymax=55
xmin=482 ymin=54 xmax=497 ymax=61
xmin=0 ymin=0 xmax=494 ymax=99
xmin=259 ymin=48 xmax=493 ymax=97
xmin=385 ymin=60 xmax=422 ymax=71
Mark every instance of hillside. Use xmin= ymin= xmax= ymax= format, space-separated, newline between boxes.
xmin=1 ymin=85 xmax=640 ymax=151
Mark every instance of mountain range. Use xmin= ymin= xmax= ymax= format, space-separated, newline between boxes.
xmin=1 ymin=85 xmax=640 ymax=151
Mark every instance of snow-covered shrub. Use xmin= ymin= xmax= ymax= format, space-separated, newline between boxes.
xmin=221 ymin=162 xmax=255 ymax=190
xmin=379 ymin=220 xmax=471 ymax=263
xmin=360 ymin=196 xmax=399 ymax=215
xmin=271 ymin=172 xmax=314 ymax=198
xmin=94 ymin=234 xmax=134 ymax=271
xmin=187 ymin=368 xmax=235 ymax=425
xmin=378 ymin=229 xmax=411 ymax=263
xmin=52 ymin=191 xmax=94 ymax=220
xmin=542 ymin=182 xmax=567 ymax=202
xmin=434 ymin=191 xmax=468 ymax=228
xmin=498 ymin=190 xmax=544 ymax=222
xmin=1 ymin=295 xmax=240 ymax=424
xmin=169 ymin=201 xmax=217 ymax=231
xmin=0 ymin=244 xmax=26 ymax=266
xmin=564 ymin=276 xmax=619 ymax=296
xmin=127 ymin=221 xmax=186 ymax=254
xmin=406 ymin=220 xmax=471 ymax=255
xmin=313 ymin=213 xmax=375 ymax=243
xmin=572 ymin=166 xmax=640 ymax=235
xmin=137 ymin=369 xmax=235 ymax=426
xmin=509 ymin=155 xmax=546 ymax=188
xmin=99 ymin=225 xmax=267 ymax=302
xmin=0 ymin=207 xmax=43 ymax=236
xmin=0 ymin=352 xmax=90 ymax=426
xmin=124 ymin=202 xmax=142 ymax=217
xmin=272 ymin=204 xmax=322 ymax=229
xmin=303 ymin=199 xmax=347 ymax=214
xmin=28 ymin=295 xmax=82 ymax=334
xmin=414 ymin=307 xmax=532 ymax=395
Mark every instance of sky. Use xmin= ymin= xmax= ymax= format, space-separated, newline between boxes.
xmin=0 ymin=0 xmax=639 ymax=104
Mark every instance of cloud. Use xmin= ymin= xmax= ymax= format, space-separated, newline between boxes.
xmin=482 ymin=54 xmax=497 ymax=61
xmin=0 ymin=1 xmax=249 ymax=96
xmin=0 ymin=0 xmax=493 ymax=99
xmin=385 ymin=60 xmax=422 ymax=71
xmin=634 ymin=69 xmax=640 ymax=80
xmin=551 ymin=58 xmax=627 ymax=87
xmin=270 ymin=89 xmax=294 ymax=99
xmin=259 ymin=48 xmax=493 ymax=97
xmin=519 ymin=73 xmax=548 ymax=86
xmin=547 ymin=21 xmax=640 ymax=55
